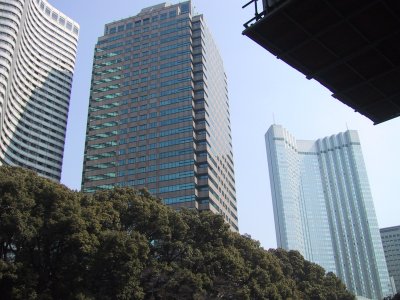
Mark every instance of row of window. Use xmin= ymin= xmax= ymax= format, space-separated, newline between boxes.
xmin=94 ymin=58 xmax=122 ymax=69
xmin=105 ymin=6 xmax=189 ymax=36
xmin=85 ymin=151 xmax=116 ymax=161
xmin=117 ymin=137 xmax=193 ymax=155
xmin=93 ymin=74 xmax=122 ymax=85
xmin=117 ymin=154 xmax=157 ymax=166
xmin=93 ymin=92 xmax=122 ymax=102
xmin=99 ymin=31 xmax=189 ymax=52
xmin=89 ymin=102 xmax=119 ymax=113
xmin=93 ymin=50 xmax=189 ymax=85
xmin=1 ymin=2 xmax=23 ymax=17
xmin=159 ymin=159 xmax=194 ymax=170
xmin=86 ymin=172 xmax=116 ymax=181
xmin=160 ymin=50 xmax=190 ymax=61
xmin=117 ymin=178 xmax=146 ymax=186
xmin=88 ymin=121 xmax=118 ymax=131
xmin=163 ymin=195 xmax=195 ymax=205
xmin=3 ymin=151 xmax=59 ymax=180
xmin=160 ymin=77 xmax=191 ymax=88
xmin=85 ymin=162 xmax=116 ymax=171
xmin=83 ymin=184 xmax=114 ymax=193
xmin=5 ymin=128 xmax=62 ymax=161
xmin=114 ymin=170 xmax=193 ymax=184
xmin=115 ymin=148 xmax=194 ymax=166
xmin=8 ymin=96 xmax=65 ymax=141
xmin=159 ymin=171 xmax=193 ymax=181
xmin=35 ymin=0 xmax=78 ymax=34
xmin=112 ymin=182 xmax=192 ymax=199
xmin=117 ymin=105 xmax=191 ymax=121
xmin=120 ymin=58 xmax=190 ymax=81
xmin=93 ymin=66 xmax=122 ymax=77
xmin=3 ymin=117 xmax=64 ymax=151
xmin=160 ymin=25 xmax=188 ymax=36
xmin=112 ymin=94 xmax=190 ymax=113
xmin=29 ymin=6 xmax=77 ymax=60
xmin=117 ymin=167 xmax=147 ymax=177
xmin=17 ymin=48 xmax=71 ymax=108
xmin=114 ymin=126 xmax=191 ymax=145
xmin=87 ymin=141 xmax=117 ymax=150
xmin=15 ymin=77 xmax=68 ymax=119
xmin=159 ymin=183 xmax=194 ymax=193
xmin=24 ymin=17 xmax=75 ymax=69
xmin=2 ymin=131 xmax=61 ymax=168
xmin=92 ymin=84 xmax=121 ymax=94
xmin=160 ymin=67 xmax=190 ymax=78
xmin=97 ymin=92 xmax=193 ymax=121
xmin=94 ymin=50 xmax=122 ymax=60
xmin=160 ymin=33 xmax=188 ymax=45
xmin=160 ymin=41 xmax=190 ymax=53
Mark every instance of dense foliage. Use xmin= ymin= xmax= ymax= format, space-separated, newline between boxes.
xmin=0 ymin=166 xmax=355 ymax=299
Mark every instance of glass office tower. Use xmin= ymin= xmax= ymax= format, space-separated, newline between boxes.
xmin=82 ymin=1 xmax=238 ymax=231
xmin=266 ymin=124 xmax=391 ymax=299
xmin=0 ymin=0 xmax=79 ymax=181
xmin=380 ymin=226 xmax=400 ymax=294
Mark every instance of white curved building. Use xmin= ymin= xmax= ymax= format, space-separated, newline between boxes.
xmin=0 ymin=0 xmax=79 ymax=180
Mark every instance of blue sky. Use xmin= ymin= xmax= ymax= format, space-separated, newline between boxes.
xmin=53 ymin=0 xmax=400 ymax=249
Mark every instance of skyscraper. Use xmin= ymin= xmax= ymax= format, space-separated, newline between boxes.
xmin=265 ymin=124 xmax=391 ymax=299
xmin=82 ymin=1 xmax=238 ymax=231
xmin=380 ymin=226 xmax=400 ymax=294
xmin=0 ymin=0 xmax=79 ymax=181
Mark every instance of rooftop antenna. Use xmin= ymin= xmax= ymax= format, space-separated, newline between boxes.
xmin=273 ymin=113 xmax=276 ymax=125
xmin=346 ymin=122 xmax=349 ymax=130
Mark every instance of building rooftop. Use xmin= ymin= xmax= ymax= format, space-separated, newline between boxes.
xmin=380 ymin=225 xmax=400 ymax=232
xmin=243 ymin=0 xmax=400 ymax=124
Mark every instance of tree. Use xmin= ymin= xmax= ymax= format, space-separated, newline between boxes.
xmin=0 ymin=167 xmax=150 ymax=299
xmin=0 ymin=166 xmax=355 ymax=299
xmin=0 ymin=166 xmax=95 ymax=298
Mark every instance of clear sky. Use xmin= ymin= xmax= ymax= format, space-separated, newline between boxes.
xmin=53 ymin=0 xmax=400 ymax=249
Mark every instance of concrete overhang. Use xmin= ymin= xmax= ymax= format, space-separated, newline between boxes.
xmin=243 ymin=0 xmax=400 ymax=124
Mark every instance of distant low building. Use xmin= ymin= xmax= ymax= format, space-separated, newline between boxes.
xmin=380 ymin=226 xmax=400 ymax=294
xmin=265 ymin=124 xmax=391 ymax=299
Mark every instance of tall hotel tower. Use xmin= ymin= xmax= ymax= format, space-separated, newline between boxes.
xmin=0 ymin=0 xmax=79 ymax=181
xmin=82 ymin=1 xmax=238 ymax=230
xmin=265 ymin=125 xmax=391 ymax=299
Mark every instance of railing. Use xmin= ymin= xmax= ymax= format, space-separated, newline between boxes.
xmin=242 ymin=0 xmax=265 ymax=28
xmin=243 ymin=0 xmax=286 ymax=28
